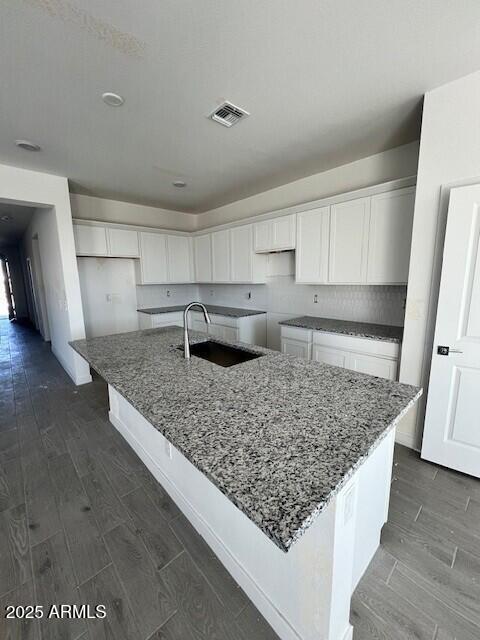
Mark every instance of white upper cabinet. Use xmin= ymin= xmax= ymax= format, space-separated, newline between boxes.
xmin=194 ymin=234 xmax=212 ymax=282
xmin=231 ymin=225 xmax=253 ymax=282
xmin=212 ymin=230 xmax=231 ymax=282
xmin=367 ymin=187 xmax=415 ymax=284
xmin=167 ymin=235 xmax=193 ymax=283
xmin=295 ymin=207 xmax=330 ymax=283
xmin=107 ymin=228 xmax=139 ymax=257
xmin=254 ymin=214 xmax=296 ymax=252
xmin=272 ymin=214 xmax=296 ymax=250
xmin=329 ymin=197 xmax=370 ymax=284
xmin=74 ymin=224 xmax=108 ymax=256
xmin=254 ymin=220 xmax=271 ymax=252
xmin=136 ymin=232 xmax=168 ymax=284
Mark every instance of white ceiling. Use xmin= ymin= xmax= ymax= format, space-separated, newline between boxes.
xmin=2 ymin=1 xmax=480 ymax=214
xmin=0 ymin=203 xmax=34 ymax=249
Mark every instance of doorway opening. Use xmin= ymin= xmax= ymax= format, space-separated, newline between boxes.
xmin=0 ymin=256 xmax=15 ymax=319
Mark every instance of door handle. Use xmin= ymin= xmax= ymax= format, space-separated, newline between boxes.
xmin=437 ymin=346 xmax=463 ymax=356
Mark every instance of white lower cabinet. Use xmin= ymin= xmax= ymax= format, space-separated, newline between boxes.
xmin=312 ymin=344 xmax=347 ymax=368
xmin=281 ymin=326 xmax=399 ymax=381
xmin=138 ymin=311 xmax=267 ymax=347
xmin=280 ymin=327 xmax=312 ymax=359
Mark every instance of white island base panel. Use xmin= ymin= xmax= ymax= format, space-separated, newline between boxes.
xmin=108 ymin=385 xmax=395 ymax=640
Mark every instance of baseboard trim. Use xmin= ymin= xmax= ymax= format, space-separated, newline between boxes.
xmin=394 ymin=430 xmax=419 ymax=451
xmin=52 ymin=344 xmax=92 ymax=386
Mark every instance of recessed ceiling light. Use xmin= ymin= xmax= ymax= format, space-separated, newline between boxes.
xmin=102 ymin=92 xmax=125 ymax=107
xmin=1 ymin=215 xmax=12 ymax=222
xmin=172 ymin=180 xmax=187 ymax=188
xmin=15 ymin=140 xmax=41 ymax=152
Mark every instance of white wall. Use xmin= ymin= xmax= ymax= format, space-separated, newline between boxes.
xmin=400 ymin=69 xmax=480 ymax=450
xmin=136 ymin=283 xmax=199 ymax=310
xmin=0 ymin=163 xmax=91 ymax=385
xmin=197 ymin=142 xmax=419 ymax=228
xmin=78 ymin=257 xmax=139 ymax=338
xmin=70 ymin=193 xmax=196 ymax=232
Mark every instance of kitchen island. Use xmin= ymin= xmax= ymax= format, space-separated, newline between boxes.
xmin=71 ymin=326 xmax=421 ymax=640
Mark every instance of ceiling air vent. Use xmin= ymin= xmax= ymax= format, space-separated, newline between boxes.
xmin=209 ymin=101 xmax=250 ymax=128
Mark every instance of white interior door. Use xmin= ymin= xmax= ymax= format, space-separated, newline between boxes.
xmin=422 ymin=184 xmax=480 ymax=477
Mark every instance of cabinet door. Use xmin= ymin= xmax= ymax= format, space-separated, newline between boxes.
xmin=367 ymin=188 xmax=415 ymax=284
xmin=167 ymin=235 xmax=193 ymax=283
xmin=254 ymin=220 xmax=272 ymax=252
xmin=73 ymin=224 xmax=108 ymax=256
xmin=281 ymin=338 xmax=311 ymax=360
xmin=329 ymin=198 xmax=370 ymax=283
xmin=212 ymin=230 xmax=231 ymax=282
xmin=295 ymin=207 xmax=330 ymax=283
xmin=346 ymin=353 xmax=397 ymax=380
xmin=194 ymin=234 xmax=212 ymax=282
xmin=107 ymin=228 xmax=139 ymax=257
xmin=230 ymin=225 xmax=253 ymax=282
xmin=312 ymin=345 xmax=347 ymax=368
xmin=139 ymin=232 xmax=168 ymax=283
xmin=272 ymin=214 xmax=296 ymax=250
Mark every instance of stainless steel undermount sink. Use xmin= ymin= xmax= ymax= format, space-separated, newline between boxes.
xmin=177 ymin=340 xmax=264 ymax=368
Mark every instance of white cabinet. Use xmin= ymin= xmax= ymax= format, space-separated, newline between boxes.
xmin=167 ymin=235 xmax=193 ymax=283
xmin=280 ymin=325 xmax=400 ymax=381
xmin=280 ymin=326 xmax=312 ymax=359
xmin=254 ymin=214 xmax=296 ymax=252
xmin=329 ymin=197 xmax=370 ymax=284
xmin=141 ymin=310 xmax=267 ymax=347
xmin=295 ymin=207 xmax=330 ymax=283
xmin=74 ymin=224 xmax=108 ymax=256
xmin=231 ymin=225 xmax=253 ymax=282
xmin=136 ymin=232 xmax=193 ymax=284
xmin=212 ymin=230 xmax=231 ymax=282
xmin=294 ymin=187 xmax=415 ymax=285
xmin=312 ymin=344 xmax=347 ymax=368
xmin=136 ymin=232 xmax=168 ymax=284
xmin=367 ymin=187 xmax=415 ymax=284
xmin=107 ymin=228 xmax=139 ymax=257
xmin=346 ymin=352 xmax=397 ymax=380
xmin=194 ymin=234 xmax=212 ymax=282
xmin=210 ymin=225 xmax=267 ymax=283
xmin=138 ymin=311 xmax=183 ymax=330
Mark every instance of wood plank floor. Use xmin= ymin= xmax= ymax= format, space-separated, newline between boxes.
xmin=1 ymin=319 xmax=479 ymax=640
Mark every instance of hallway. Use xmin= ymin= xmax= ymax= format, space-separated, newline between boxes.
xmin=1 ymin=319 xmax=480 ymax=640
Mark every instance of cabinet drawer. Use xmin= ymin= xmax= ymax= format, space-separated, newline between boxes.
xmin=346 ymin=353 xmax=397 ymax=380
xmin=312 ymin=330 xmax=400 ymax=359
xmin=280 ymin=326 xmax=312 ymax=342
xmin=150 ymin=312 xmax=183 ymax=328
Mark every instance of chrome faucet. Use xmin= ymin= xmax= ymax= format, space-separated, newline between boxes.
xmin=183 ymin=302 xmax=211 ymax=359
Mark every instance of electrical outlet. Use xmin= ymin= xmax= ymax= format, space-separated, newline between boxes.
xmin=164 ymin=440 xmax=172 ymax=459
xmin=210 ymin=289 xmax=214 ymax=296
xmin=166 ymin=290 xmax=171 ymax=297
xmin=313 ymin=294 xmax=318 ymax=303
xmin=246 ymin=291 xmax=252 ymax=300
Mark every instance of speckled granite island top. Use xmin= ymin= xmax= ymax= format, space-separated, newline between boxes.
xmin=138 ymin=304 xmax=266 ymax=317
xmin=280 ymin=316 xmax=403 ymax=343
xmin=71 ymin=327 xmax=420 ymax=551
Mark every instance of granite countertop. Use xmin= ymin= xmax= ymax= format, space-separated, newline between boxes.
xmin=71 ymin=327 xmax=420 ymax=552
xmin=280 ymin=316 xmax=404 ymax=343
xmin=137 ymin=304 xmax=266 ymax=318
